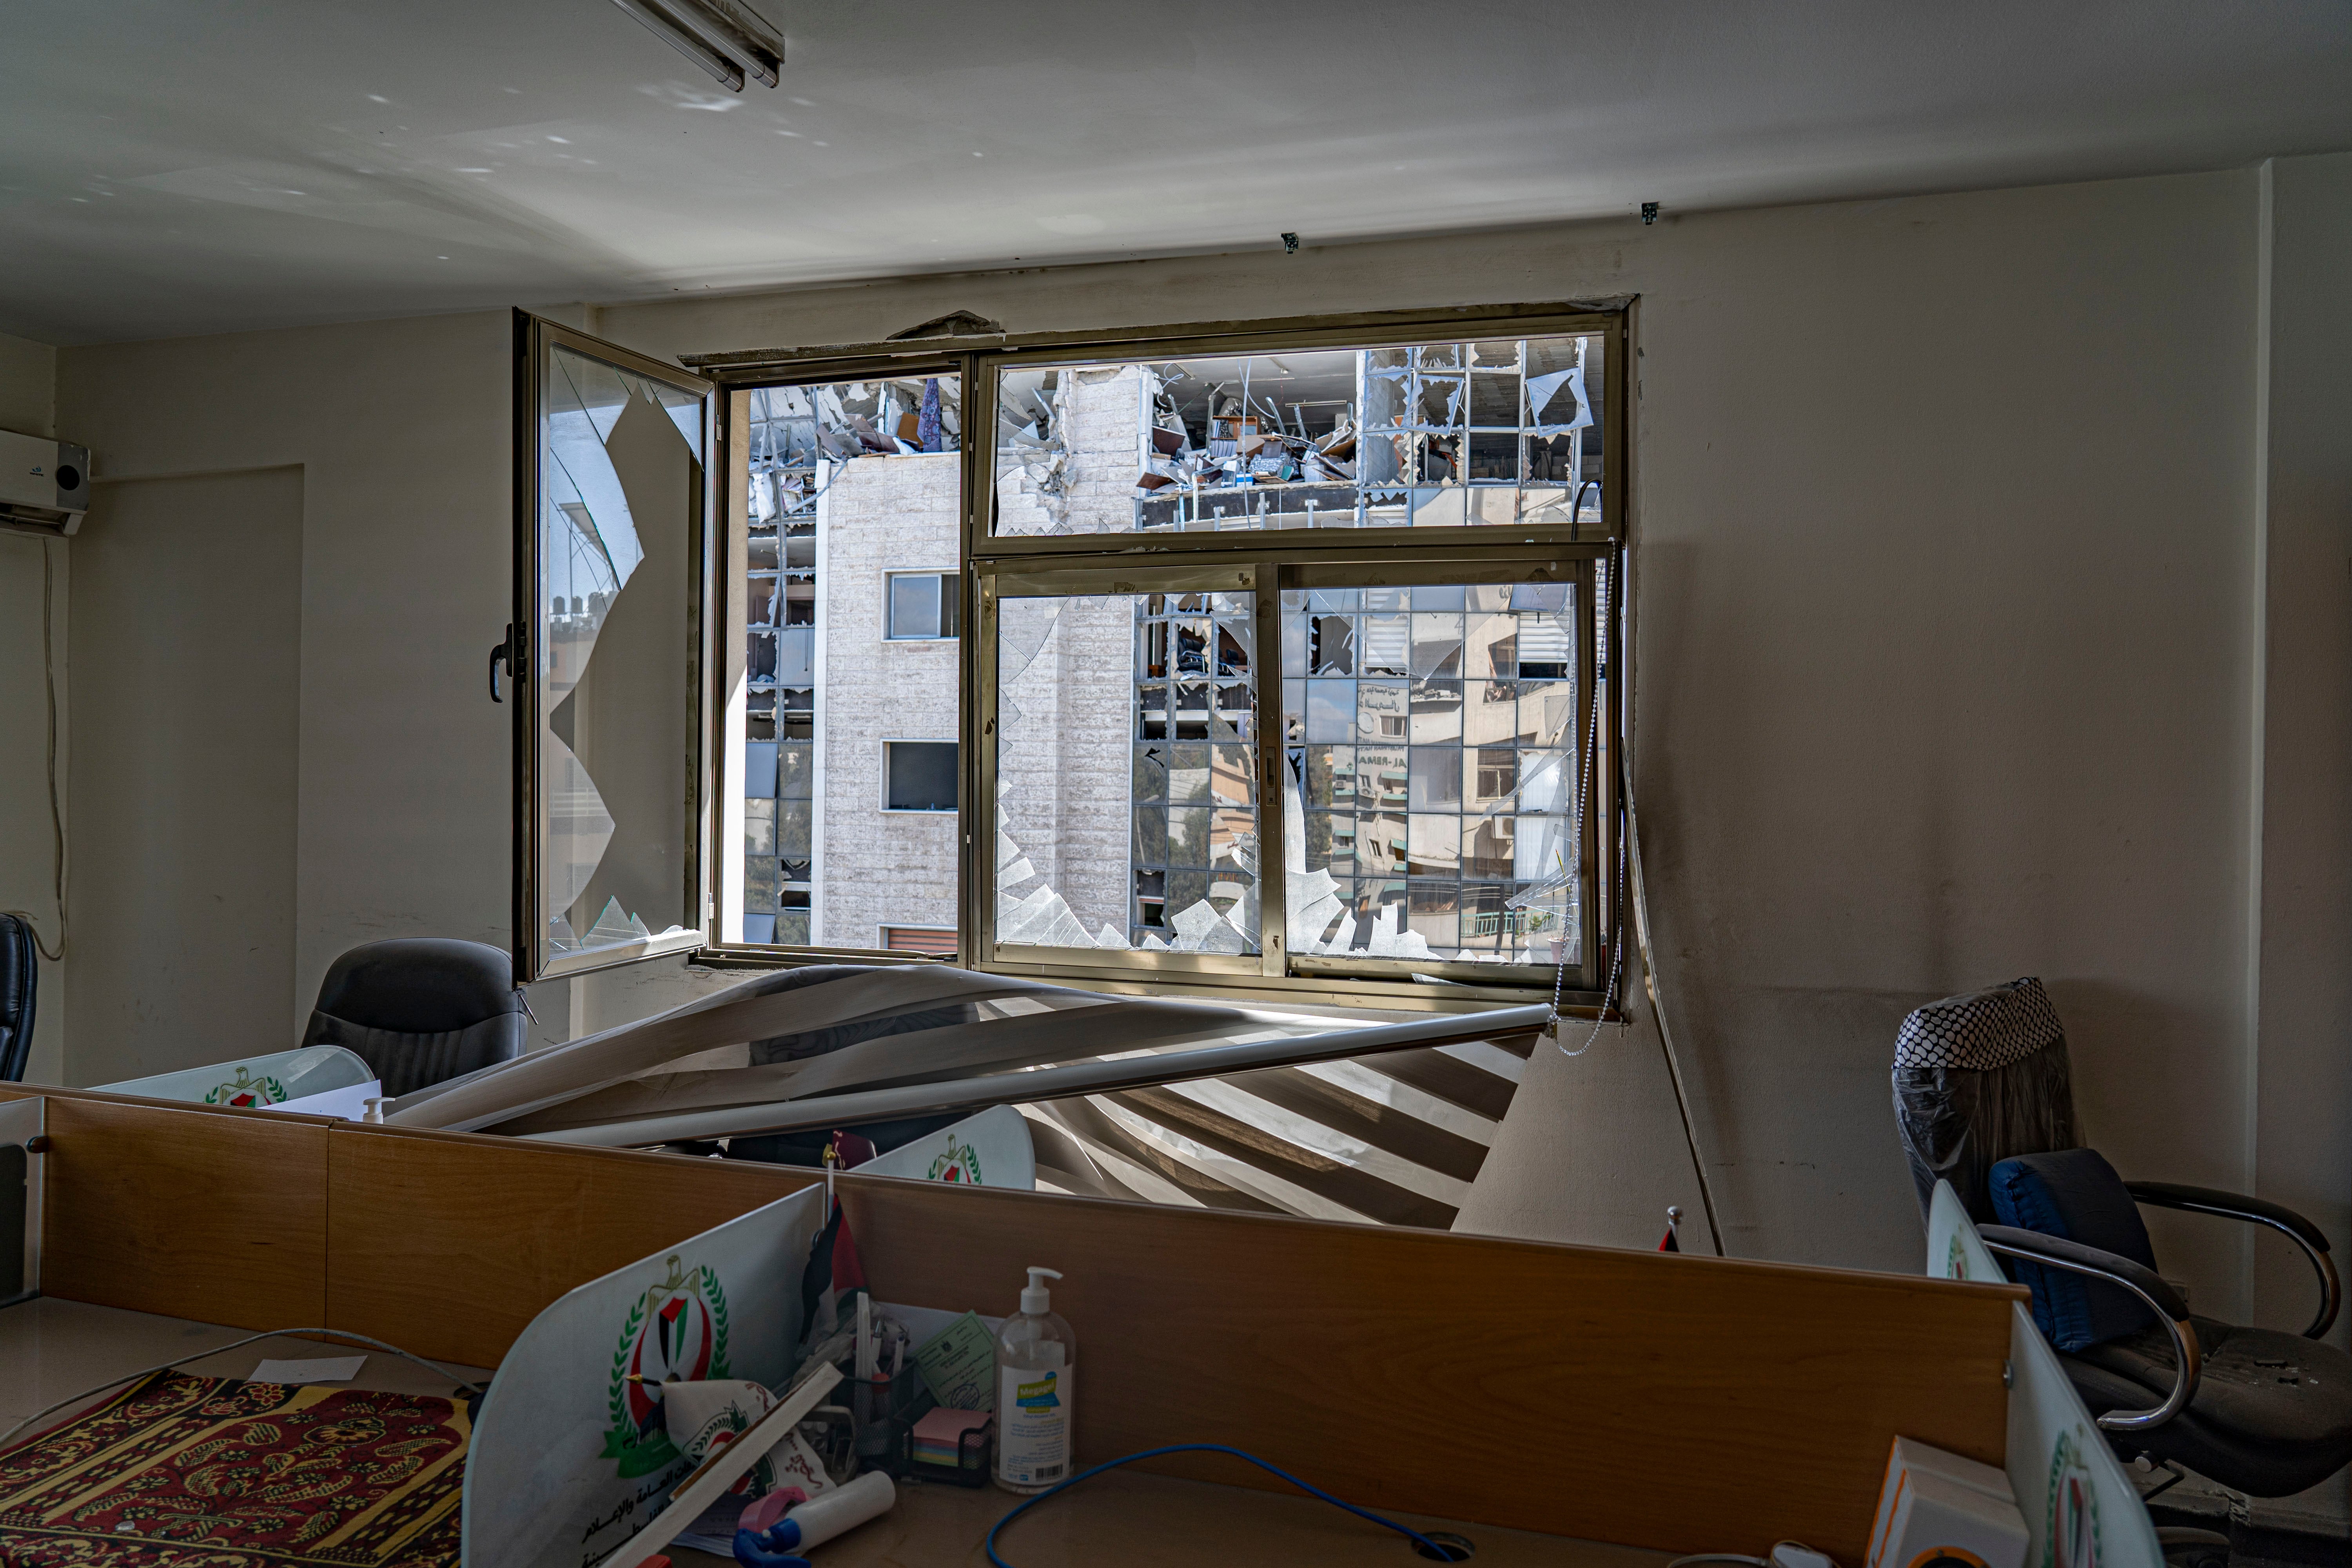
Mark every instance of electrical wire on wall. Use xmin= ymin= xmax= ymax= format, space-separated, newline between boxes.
xmin=1541 ymin=539 xmax=1727 ymax=1258
xmin=2 ymin=535 xmax=67 ymax=964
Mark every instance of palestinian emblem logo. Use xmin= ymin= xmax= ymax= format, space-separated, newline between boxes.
xmin=927 ymin=1134 xmax=981 ymax=1184
xmin=2043 ymin=1427 xmax=2102 ymax=1568
xmin=601 ymin=1255 xmax=733 ymax=1477
xmin=205 ymin=1066 xmax=287 ymax=1108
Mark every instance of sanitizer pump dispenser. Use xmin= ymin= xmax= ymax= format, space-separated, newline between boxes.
xmin=993 ymin=1266 xmax=1076 ymax=1493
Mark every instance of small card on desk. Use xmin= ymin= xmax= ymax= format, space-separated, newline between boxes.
xmin=911 ymin=1312 xmax=996 ymax=1411
xmin=252 ymin=1356 xmax=368 ymax=1385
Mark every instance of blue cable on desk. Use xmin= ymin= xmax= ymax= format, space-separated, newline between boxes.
xmin=984 ymin=1443 xmax=1465 ymax=1566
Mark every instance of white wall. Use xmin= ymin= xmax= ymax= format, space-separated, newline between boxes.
xmin=20 ymin=165 xmax=2345 ymax=1361
xmin=0 ymin=331 xmax=65 ymax=1085
xmin=53 ymin=313 xmax=520 ymax=1064
xmin=2251 ymin=152 xmax=2352 ymax=1369
xmin=65 ymin=468 xmax=304 ymax=1083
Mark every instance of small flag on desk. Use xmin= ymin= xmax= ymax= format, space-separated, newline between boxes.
xmin=800 ymin=1201 xmax=868 ymax=1338
xmin=1658 ymin=1205 xmax=1683 ymax=1252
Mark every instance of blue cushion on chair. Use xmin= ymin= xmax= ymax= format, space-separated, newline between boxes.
xmin=1988 ymin=1148 xmax=2162 ymax=1351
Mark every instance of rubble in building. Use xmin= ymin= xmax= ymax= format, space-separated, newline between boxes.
xmin=994 ymin=335 xmax=1602 ymax=537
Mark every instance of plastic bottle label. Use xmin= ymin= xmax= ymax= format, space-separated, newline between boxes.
xmin=996 ymin=1364 xmax=1073 ymax=1486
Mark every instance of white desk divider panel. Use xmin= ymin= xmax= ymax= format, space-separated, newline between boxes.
xmin=857 ymin=1104 xmax=1035 ymax=1189
xmin=0 ymin=1096 xmax=42 ymax=1307
xmin=1927 ymin=1180 xmax=2162 ymax=1568
xmin=96 ymin=1045 xmax=378 ymax=1116
xmin=463 ymin=1184 xmax=825 ymax=1568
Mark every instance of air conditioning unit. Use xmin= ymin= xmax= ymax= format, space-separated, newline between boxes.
xmin=0 ymin=428 xmax=92 ymax=538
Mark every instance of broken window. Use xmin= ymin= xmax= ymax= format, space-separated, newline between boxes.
xmin=992 ymin=590 xmax=1261 ymax=956
xmin=988 ymin=332 xmax=1602 ymax=537
xmin=684 ymin=307 xmax=1618 ymax=1002
xmin=1282 ymin=582 xmax=1581 ymax=967
xmin=513 ymin=319 xmax=715 ymax=980
xmin=977 ymin=559 xmax=1598 ymax=985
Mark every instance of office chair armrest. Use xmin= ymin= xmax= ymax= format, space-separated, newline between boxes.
xmin=1978 ymin=1225 xmax=2202 ymax=1433
xmin=2127 ymin=1182 xmax=2328 ymax=1250
xmin=2126 ymin=1182 xmax=2339 ymax=1339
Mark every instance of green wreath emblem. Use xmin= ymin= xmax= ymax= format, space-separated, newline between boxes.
xmin=599 ymin=1263 xmax=735 ymax=1477
xmin=2042 ymin=1427 xmax=2104 ymax=1568
xmin=204 ymin=1067 xmax=287 ymax=1106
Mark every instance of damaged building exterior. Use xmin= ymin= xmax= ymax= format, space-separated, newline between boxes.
xmin=735 ymin=334 xmax=1601 ymax=967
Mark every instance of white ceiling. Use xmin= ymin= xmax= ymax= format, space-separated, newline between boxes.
xmin=4 ymin=1 xmax=2347 ymax=346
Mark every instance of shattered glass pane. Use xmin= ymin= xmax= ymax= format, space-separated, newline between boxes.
xmin=996 ymin=592 xmax=1260 ymax=955
xmin=989 ymin=332 xmax=1604 ymax=536
xmin=1279 ymin=580 xmax=1583 ymax=967
xmin=536 ymin=343 xmax=704 ymax=966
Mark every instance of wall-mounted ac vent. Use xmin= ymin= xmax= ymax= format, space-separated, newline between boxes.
xmin=0 ymin=429 xmax=91 ymax=539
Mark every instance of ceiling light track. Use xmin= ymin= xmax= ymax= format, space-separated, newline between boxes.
xmin=608 ymin=0 xmax=784 ymax=91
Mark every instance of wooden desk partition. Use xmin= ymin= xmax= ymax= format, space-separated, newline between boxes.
xmin=11 ymin=1086 xmax=2025 ymax=1560
xmin=324 ymin=1123 xmax=811 ymax=1366
xmin=35 ymin=1094 xmax=335 ymax=1330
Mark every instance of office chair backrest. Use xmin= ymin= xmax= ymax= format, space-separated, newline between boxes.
xmin=1891 ymin=976 xmax=2079 ymax=1227
xmin=300 ymin=938 xmax=527 ymax=1098
xmin=0 ymin=915 xmax=34 ymax=1083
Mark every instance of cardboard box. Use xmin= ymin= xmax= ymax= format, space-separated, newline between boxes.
xmin=1868 ymin=1437 xmax=2027 ymax=1568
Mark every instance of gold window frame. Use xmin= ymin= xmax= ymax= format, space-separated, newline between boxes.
xmin=687 ymin=304 xmax=1628 ymax=1014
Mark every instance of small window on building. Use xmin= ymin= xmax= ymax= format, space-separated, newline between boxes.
xmin=884 ymin=740 xmax=960 ymax=812
xmin=886 ymin=572 xmax=959 ymax=640
xmin=882 ymin=925 xmax=958 ymax=956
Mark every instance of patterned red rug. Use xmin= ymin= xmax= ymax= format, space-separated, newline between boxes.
xmin=0 ymin=1369 xmax=468 ymax=1566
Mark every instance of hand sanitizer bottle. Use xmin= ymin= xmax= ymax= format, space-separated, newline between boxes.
xmin=993 ymin=1266 xmax=1075 ymax=1494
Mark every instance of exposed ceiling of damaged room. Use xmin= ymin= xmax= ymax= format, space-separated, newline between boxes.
xmin=3 ymin=0 xmax=2348 ymax=344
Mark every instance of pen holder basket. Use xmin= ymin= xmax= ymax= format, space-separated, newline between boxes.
xmin=847 ymin=1364 xmax=931 ymax=1470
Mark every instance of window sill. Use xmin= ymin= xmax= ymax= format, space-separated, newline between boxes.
xmin=689 ymin=942 xmax=1614 ymax=1020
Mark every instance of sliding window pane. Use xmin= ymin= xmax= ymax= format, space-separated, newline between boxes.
xmin=1279 ymin=581 xmax=1581 ymax=966
xmin=991 ymin=332 xmax=1602 ymax=537
xmin=996 ymin=592 xmax=1259 ymax=954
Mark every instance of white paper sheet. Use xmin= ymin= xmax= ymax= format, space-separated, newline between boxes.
xmin=252 ymin=1355 xmax=367 ymax=1384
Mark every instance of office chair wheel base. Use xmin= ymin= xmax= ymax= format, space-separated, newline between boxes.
xmin=2154 ymin=1526 xmax=2230 ymax=1568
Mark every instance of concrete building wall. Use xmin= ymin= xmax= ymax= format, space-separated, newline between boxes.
xmin=1054 ymin=364 xmax=1148 ymax=536
xmin=994 ymin=365 xmax=1152 ymax=946
xmin=995 ymin=594 xmax=1133 ymax=945
xmin=816 ymin=451 xmax=961 ymax=947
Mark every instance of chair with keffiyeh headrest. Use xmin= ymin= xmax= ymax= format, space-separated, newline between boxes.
xmin=1892 ymin=977 xmax=2352 ymax=1502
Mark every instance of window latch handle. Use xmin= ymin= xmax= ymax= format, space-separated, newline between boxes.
xmin=488 ymin=623 xmax=522 ymax=703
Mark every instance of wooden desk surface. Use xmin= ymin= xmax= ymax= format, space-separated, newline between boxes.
xmin=0 ymin=1298 xmax=1669 ymax=1568
xmin=665 ymin=1466 xmax=1674 ymax=1568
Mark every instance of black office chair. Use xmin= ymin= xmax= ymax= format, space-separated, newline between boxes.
xmin=0 ymin=914 xmax=35 ymax=1083
xmin=301 ymin=939 xmax=528 ymax=1097
xmin=1893 ymin=977 xmax=2352 ymax=1499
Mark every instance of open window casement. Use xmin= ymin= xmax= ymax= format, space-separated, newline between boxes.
xmin=509 ymin=311 xmax=718 ymax=982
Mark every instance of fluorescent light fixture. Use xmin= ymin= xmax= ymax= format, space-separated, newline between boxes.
xmin=608 ymin=0 xmax=784 ymax=91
